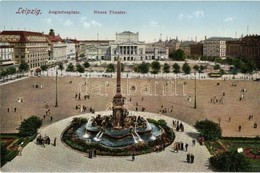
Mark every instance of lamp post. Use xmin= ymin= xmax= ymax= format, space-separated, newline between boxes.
xmin=55 ymin=67 xmax=58 ymax=107
xmin=194 ymin=72 xmax=197 ymax=109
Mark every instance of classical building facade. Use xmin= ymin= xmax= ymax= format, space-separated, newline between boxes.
xmin=110 ymin=31 xmax=146 ymax=61
xmin=0 ymin=42 xmax=15 ymax=68
xmin=82 ymin=31 xmax=169 ymax=61
xmin=46 ymin=35 xmax=67 ymax=62
xmin=0 ymin=31 xmax=49 ymax=69
xmin=203 ymin=37 xmax=233 ymax=58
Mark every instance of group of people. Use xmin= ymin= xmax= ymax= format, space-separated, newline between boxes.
xmin=172 ymin=120 xmax=184 ymax=132
xmin=172 ymin=141 xmax=189 ymax=152
xmin=209 ymin=96 xmax=224 ymax=104
xmin=75 ymin=93 xmax=90 ymax=101
xmin=7 ymin=107 xmax=17 ymax=113
xmin=32 ymin=84 xmax=43 ymax=89
xmin=160 ymin=105 xmax=173 ymax=114
xmin=239 ymin=88 xmax=247 ymax=101
xmin=36 ymin=134 xmax=57 ymax=147
xmin=43 ymin=107 xmax=53 ymax=122
xmin=88 ymin=149 xmax=97 ymax=159
xmin=75 ymin=105 xmax=95 ymax=114
xmin=186 ymin=153 xmax=195 ymax=163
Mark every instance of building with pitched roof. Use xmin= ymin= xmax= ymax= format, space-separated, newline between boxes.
xmin=0 ymin=30 xmax=49 ymax=69
xmin=45 ymin=34 xmax=67 ymax=62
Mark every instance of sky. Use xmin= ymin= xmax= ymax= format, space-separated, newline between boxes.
xmin=1 ymin=1 xmax=260 ymax=42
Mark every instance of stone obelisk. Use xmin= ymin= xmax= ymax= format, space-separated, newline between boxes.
xmin=112 ymin=58 xmax=125 ymax=129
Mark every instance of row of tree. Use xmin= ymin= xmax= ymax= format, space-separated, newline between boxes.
xmin=129 ymin=61 xmax=204 ymax=75
xmin=0 ymin=62 xmax=29 ymax=81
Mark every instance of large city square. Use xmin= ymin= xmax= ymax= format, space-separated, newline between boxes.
xmin=1 ymin=1 xmax=260 ymax=172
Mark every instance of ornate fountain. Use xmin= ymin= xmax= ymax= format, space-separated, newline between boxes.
xmin=74 ymin=58 xmax=164 ymax=148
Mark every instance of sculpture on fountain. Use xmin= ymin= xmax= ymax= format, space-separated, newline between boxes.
xmin=62 ymin=57 xmax=174 ymax=155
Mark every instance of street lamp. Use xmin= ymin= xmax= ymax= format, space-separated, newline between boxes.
xmin=55 ymin=67 xmax=58 ymax=107
xmin=194 ymin=72 xmax=197 ymax=109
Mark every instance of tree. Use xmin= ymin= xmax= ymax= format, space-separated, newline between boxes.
xmin=83 ymin=61 xmax=90 ymax=68
xmin=0 ymin=69 xmax=8 ymax=81
xmin=172 ymin=63 xmax=180 ymax=74
xmin=49 ymin=29 xmax=55 ymax=36
xmin=169 ymin=49 xmax=186 ymax=61
xmin=210 ymin=148 xmax=251 ymax=171
xmin=40 ymin=65 xmax=48 ymax=71
xmin=58 ymin=62 xmax=64 ymax=71
xmin=19 ymin=62 xmax=29 ymax=73
xmin=193 ymin=65 xmax=205 ymax=78
xmin=182 ymin=62 xmax=191 ymax=74
xmin=76 ymin=63 xmax=85 ymax=73
xmin=106 ymin=63 xmax=115 ymax=72
xmin=163 ymin=63 xmax=170 ymax=73
xmin=66 ymin=63 xmax=74 ymax=72
xmin=213 ymin=64 xmax=221 ymax=70
xmin=137 ymin=62 xmax=150 ymax=74
xmin=18 ymin=116 xmax=42 ymax=136
xmin=150 ymin=61 xmax=161 ymax=74
xmin=79 ymin=53 xmax=85 ymax=59
xmin=194 ymin=119 xmax=222 ymax=140
xmin=8 ymin=66 xmax=16 ymax=75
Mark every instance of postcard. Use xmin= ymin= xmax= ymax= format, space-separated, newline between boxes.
xmin=0 ymin=1 xmax=260 ymax=172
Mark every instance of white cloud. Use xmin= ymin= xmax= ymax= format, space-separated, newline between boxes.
xmin=91 ymin=20 xmax=102 ymax=27
xmin=64 ymin=19 xmax=73 ymax=26
xmin=178 ymin=10 xmax=205 ymax=21
xmin=80 ymin=16 xmax=102 ymax=28
xmin=150 ymin=20 xmax=159 ymax=28
xmin=224 ymin=17 xmax=234 ymax=22
xmin=42 ymin=18 xmax=52 ymax=25
xmin=194 ymin=10 xmax=204 ymax=18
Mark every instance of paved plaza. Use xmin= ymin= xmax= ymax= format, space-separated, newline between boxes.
xmin=1 ymin=76 xmax=259 ymax=137
xmin=1 ymin=111 xmax=213 ymax=172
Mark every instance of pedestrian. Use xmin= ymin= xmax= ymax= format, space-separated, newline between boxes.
xmin=192 ymin=139 xmax=196 ymax=146
xmin=14 ymin=107 xmax=16 ymax=112
xmin=229 ymin=117 xmax=231 ymax=122
xmin=89 ymin=150 xmax=92 ymax=159
xmin=254 ymin=122 xmax=257 ymax=129
xmin=130 ymin=97 xmax=132 ymax=102
xmin=18 ymin=145 xmax=23 ymax=156
xmin=53 ymin=137 xmax=57 ymax=146
xmin=93 ymin=149 xmax=96 ymax=157
xmin=173 ymin=142 xmax=178 ymax=152
xmin=7 ymin=108 xmax=9 ymax=112
xmin=190 ymin=154 xmax=194 ymax=163
xmin=132 ymin=152 xmax=135 ymax=161
xmin=43 ymin=115 xmax=46 ymax=119
xmin=50 ymin=116 xmax=53 ymax=122
xmin=187 ymin=153 xmax=190 ymax=163
xmin=185 ymin=143 xmax=188 ymax=151
xmin=75 ymin=94 xmax=78 ymax=98
xmin=238 ymin=125 xmax=241 ymax=132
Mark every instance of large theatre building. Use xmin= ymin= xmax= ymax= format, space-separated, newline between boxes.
xmin=86 ymin=31 xmax=169 ymax=61
xmin=110 ymin=31 xmax=146 ymax=61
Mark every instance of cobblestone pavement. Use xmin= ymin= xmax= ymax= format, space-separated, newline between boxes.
xmin=1 ymin=111 xmax=213 ymax=172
